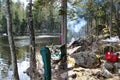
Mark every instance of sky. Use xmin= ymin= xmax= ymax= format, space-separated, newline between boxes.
xmin=12 ymin=0 xmax=28 ymax=8
xmin=12 ymin=0 xmax=35 ymax=8
xmin=12 ymin=0 xmax=28 ymax=4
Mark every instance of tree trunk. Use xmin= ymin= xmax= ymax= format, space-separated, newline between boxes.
xmin=61 ymin=0 xmax=67 ymax=45
xmin=110 ymin=0 xmax=113 ymax=37
xmin=115 ymin=2 xmax=120 ymax=37
xmin=5 ymin=0 xmax=19 ymax=80
xmin=60 ymin=0 xmax=67 ymax=70
xmin=27 ymin=0 xmax=36 ymax=79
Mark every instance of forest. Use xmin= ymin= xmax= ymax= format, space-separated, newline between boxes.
xmin=0 ymin=0 xmax=120 ymax=80
xmin=0 ymin=0 xmax=120 ymax=39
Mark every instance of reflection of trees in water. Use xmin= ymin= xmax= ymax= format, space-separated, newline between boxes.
xmin=0 ymin=46 xmax=11 ymax=65
xmin=17 ymin=46 xmax=30 ymax=61
xmin=0 ymin=36 xmax=60 ymax=79
xmin=0 ymin=36 xmax=11 ymax=65
xmin=0 ymin=37 xmax=29 ymax=65
xmin=0 ymin=36 xmax=60 ymax=64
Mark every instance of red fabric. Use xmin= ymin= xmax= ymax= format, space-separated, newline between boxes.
xmin=59 ymin=34 xmax=62 ymax=43
xmin=105 ymin=52 xmax=118 ymax=62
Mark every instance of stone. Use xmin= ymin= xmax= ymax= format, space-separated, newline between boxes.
xmin=114 ymin=62 xmax=120 ymax=74
xmin=71 ymin=52 xmax=101 ymax=68
xmin=104 ymin=61 xmax=114 ymax=72
xmin=101 ymin=65 xmax=113 ymax=78
xmin=67 ymin=56 xmax=75 ymax=68
xmin=60 ymin=72 xmax=68 ymax=79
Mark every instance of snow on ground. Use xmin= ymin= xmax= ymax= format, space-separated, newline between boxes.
xmin=17 ymin=61 xmax=30 ymax=80
xmin=101 ymin=36 xmax=120 ymax=42
xmin=1 ymin=61 xmax=30 ymax=80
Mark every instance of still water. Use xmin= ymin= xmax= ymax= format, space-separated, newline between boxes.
xmin=0 ymin=35 xmax=60 ymax=80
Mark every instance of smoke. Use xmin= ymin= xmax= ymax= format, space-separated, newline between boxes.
xmin=68 ymin=17 xmax=86 ymax=32
xmin=74 ymin=18 xmax=86 ymax=33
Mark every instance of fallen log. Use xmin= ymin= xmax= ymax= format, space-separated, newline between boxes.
xmin=67 ymin=46 xmax=81 ymax=55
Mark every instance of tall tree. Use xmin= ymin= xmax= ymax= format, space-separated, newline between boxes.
xmin=114 ymin=0 xmax=120 ymax=36
xmin=27 ymin=0 xmax=36 ymax=79
xmin=5 ymin=0 xmax=19 ymax=80
xmin=61 ymin=0 xmax=67 ymax=44
xmin=60 ymin=0 xmax=67 ymax=70
xmin=110 ymin=0 xmax=113 ymax=37
xmin=0 ymin=0 xmax=1 ymax=12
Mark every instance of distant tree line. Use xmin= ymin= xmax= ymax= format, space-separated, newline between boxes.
xmin=0 ymin=0 xmax=61 ymax=36
xmin=67 ymin=0 xmax=120 ymax=40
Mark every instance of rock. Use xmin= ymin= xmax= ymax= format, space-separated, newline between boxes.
xmin=104 ymin=61 xmax=114 ymax=72
xmin=60 ymin=70 xmax=77 ymax=79
xmin=114 ymin=62 xmax=120 ymax=74
xmin=71 ymin=52 xmax=101 ymax=68
xmin=25 ymin=67 xmax=41 ymax=79
xmin=104 ymin=61 xmax=120 ymax=74
xmin=101 ymin=65 xmax=113 ymax=78
xmin=67 ymin=56 xmax=75 ymax=68
xmin=60 ymin=72 xmax=68 ymax=79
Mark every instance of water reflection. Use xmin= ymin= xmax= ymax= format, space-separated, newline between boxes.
xmin=0 ymin=35 xmax=60 ymax=79
xmin=0 ymin=36 xmax=11 ymax=65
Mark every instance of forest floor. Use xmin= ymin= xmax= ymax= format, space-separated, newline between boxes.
xmin=35 ymin=44 xmax=120 ymax=80
xmin=1 ymin=37 xmax=120 ymax=80
xmin=51 ymin=60 xmax=120 ymax=80
xmin=49 ymin=38 xmax=120 ymax=80
xmin=3 ymin=44 xmax=120 ymax=80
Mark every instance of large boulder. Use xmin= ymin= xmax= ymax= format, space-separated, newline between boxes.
xmin=71 ymin=52 xmax=101 ymax=68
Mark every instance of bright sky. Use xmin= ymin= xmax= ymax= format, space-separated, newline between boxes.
xmin=12 ymin=0 xmax=28 ymax=4
xmin=12 ymin=0 xmax=35 ymax=8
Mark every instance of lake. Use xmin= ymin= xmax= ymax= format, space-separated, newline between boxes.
xmin=0 ymin=35 xmax=60 ymax=80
